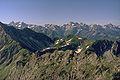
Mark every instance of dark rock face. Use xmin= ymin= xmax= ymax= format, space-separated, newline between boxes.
xmin=89 ymin=40 xmax=113 ymax=56
xmin=112 ymin=41 xmax=120 ymax=56
xmin=112 ymin=72 xmax=120 ymax=80
xmin=58 ymin=44 xmax=78 ymax=51
xmin=0 ymin=22 xmax=54 ymax=52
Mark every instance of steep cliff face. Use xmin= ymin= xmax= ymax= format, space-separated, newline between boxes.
xmin=112 ymin=41 xmax=120 ymax=56
xmin=0 ymin=22 xmax=11 ymax=49
xmin=0 ymin=22 xmax=22 ymax=65
xmin=88 ymin=40 xmax=120 ymax=57
xmin=88 ymin=40 xmax=113 ymax=56
xmin=1 ymin=22 xmax=54 ymax=52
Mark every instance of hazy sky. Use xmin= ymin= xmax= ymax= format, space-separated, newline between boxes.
xmin=0 ymin=0 xmax=120 ymax=25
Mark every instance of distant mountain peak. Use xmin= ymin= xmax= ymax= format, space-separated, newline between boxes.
xmin=9 ymin=21 xmax=35 ymax=29
xmin=8 ymin=21 xmax=120 ymax=40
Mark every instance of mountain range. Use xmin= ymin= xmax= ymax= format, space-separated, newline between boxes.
xmin=9 ymin=21 xmax=120 ymax=40
xmin=0 ymin=21 xmax=120 ymax=80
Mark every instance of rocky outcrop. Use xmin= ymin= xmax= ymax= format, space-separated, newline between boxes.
xmin=88 ymin=40 xmax=113 ymax=56
xmin=112 ymin=41 xmax=120 ymax=56
xmin=87 ymin=39 xmax=120 ymax=57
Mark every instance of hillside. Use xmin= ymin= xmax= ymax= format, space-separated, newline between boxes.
xmin=0 ymin=22 xmax=120 ymax=80
xmin=4 ymin=36 xmax=120 ymax=80
xmin=0 ymin=22 xmax=53 ymax=80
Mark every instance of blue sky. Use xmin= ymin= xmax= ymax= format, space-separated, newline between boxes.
xmin=0 ymin=0 xmax=120 ymax=25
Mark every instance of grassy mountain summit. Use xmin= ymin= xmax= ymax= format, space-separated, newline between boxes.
xmin=0 ymin=22 xmax=120 ymax=80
